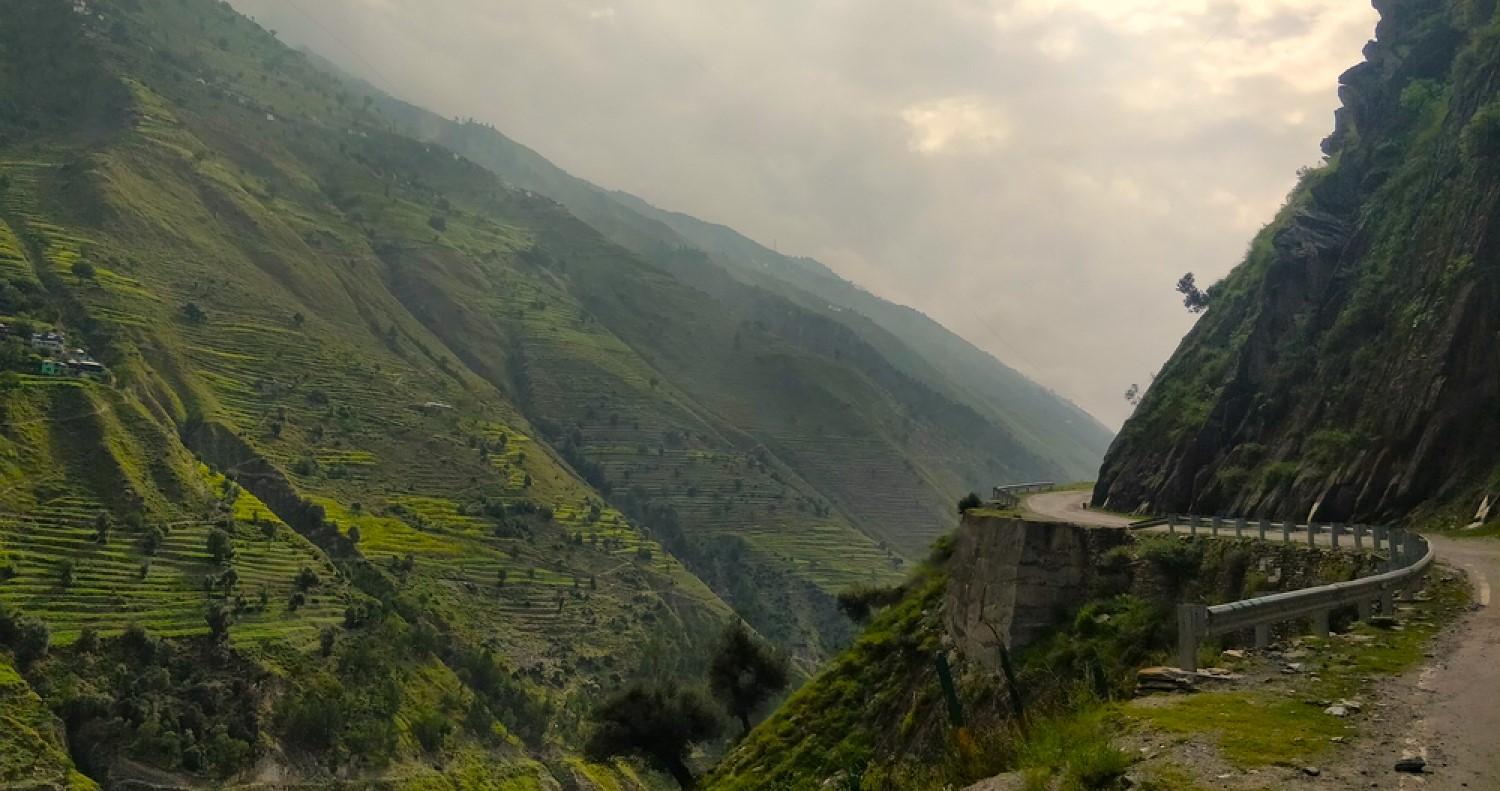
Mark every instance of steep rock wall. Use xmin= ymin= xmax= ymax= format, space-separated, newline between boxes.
xmin=944 ymin=516 xmax=1129 ymax=666
xmin=1095 ymin=0 xmax=1500 ymax=522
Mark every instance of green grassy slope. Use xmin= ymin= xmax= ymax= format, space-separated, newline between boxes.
xmin=0 ymin=0 xmax=722 ymax=785
xmin=0 ymin=657 xmax=96 ymax=791
xmin=1095 ymin=0 xmax=1500 ymax=523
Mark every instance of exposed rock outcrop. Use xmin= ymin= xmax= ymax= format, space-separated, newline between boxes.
xmin=1096 ymin=0 xmax=1500 ymax=523
xmin=944 ymin=516 xmax=1129 ymax=666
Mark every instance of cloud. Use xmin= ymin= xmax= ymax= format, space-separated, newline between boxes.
xmin=228 ymin=0 xmax=1377 ymax=429
xmin=901 ymin=96 xmax=1010 ymax=155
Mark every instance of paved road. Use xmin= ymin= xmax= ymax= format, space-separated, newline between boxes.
xmin=1023 ymin=491 xmax=1500 ymax=788
xmin=1371 ymin=534 xmax=1500 ymax=789
xmin=1022 ymin=489 xmax=1134 ymax=527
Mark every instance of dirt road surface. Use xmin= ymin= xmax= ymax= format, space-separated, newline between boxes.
xmin=1315 ymin=534 xmax=1500 ymax=790
xmin=1022 ymin=489 xmax=1134 ymax=527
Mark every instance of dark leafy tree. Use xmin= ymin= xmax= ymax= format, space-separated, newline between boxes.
xmin=1124 ymin=383 xmax=1141 ymax=406
xmin=0 ymin=608 xmax=50 ymax=669
xmin=586 ymin=685 xmax=721 ymax=789
xmin=957 ymin=492 xmax=982 ymax=513
xmin=72 ymin=260 xmax=95 ymax=280
xmin=181 ymin=301 xmax=208 ymax=323
xmin=835 ymin=584 xmax=905 ymax=623
xmin=708 ymin=621 xmax=790 ymax=735
xmin=143 ymin=525 xmax=165 ymax=556
xmin=1175 ymin=272 xmax=1211 ymax=313
xmin=208 ymin=527 xmax=235 ymax=565
xmin=319 ymin=626 xmax=337 ymax=657
xmin=206 ymin=603 xmax=232 ymax=642
xmin=93 ymin=510 xmax=111 ymax=544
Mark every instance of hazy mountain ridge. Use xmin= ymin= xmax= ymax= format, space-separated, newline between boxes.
xmin=360 ymin=91 xmax=1112 ymax=482
xmin=1095 ymin=0 xmax=1500 ymax=524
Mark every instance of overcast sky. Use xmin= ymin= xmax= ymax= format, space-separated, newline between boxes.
xmin=230 ymin=0 xmax=1378 ymax=429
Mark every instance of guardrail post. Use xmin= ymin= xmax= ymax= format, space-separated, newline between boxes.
xmin=1373 ymin=525 xmax=1385 ymax=552
xmin=1313 ymin=609 xmax=1330 ymax=638
xmin=1357 ymin=598 xmax=1372 ymax=621
xmin=1167 ymin=515 xmax=1177 ymax=534
xmin=1211 ymin=516 xmax=1222 ymax=537
xmin=1354 ymin=524 xmax=1365 ymax=551
xmin=1178 ymin=604 xmax=1207 ymax=672
xmin=1281 ymin=520 xmax=1291 ymax=544
xmin=1189 ymin=516 xmax=1199 ymax=537
xmin=1400 ymin=573 xmax=1423 ymax=601
xmin=1254 ymin=623 xmax=1270 ymax=650
xmin=1390 ymin=529 xmax=1405 ymax=567
xmin=1330 ymin=523 xmax=1341 ymax=550
xmin=1234 ymin=517 xmax=1245 ymax=538
xmin=1381 ymin=587 xmax=1395 ymax=616
xmin=1307 ymin=522 xmax=1318 ymax=547
xmin=1258 ymin=517 xmax=1268 ymax=541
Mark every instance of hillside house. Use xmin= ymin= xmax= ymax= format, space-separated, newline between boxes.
xmin=66 ymin=360 xmax=106 ymax=380
xmin=30 ymin=332 xmax=65 ymax=355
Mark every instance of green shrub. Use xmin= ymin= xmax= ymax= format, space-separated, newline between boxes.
xmin=1261 ymin=461 xmax=1300 ymax=489
xmin=1461 ymin=102 xmax=1500 ymax=160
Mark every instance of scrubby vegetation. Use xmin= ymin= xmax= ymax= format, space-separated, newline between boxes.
xmin=702 ymin=529 xmax=1387 ymax=791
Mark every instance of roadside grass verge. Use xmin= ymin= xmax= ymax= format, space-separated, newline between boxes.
xmin=1125 ymin=565 xmax=1470 ymax=770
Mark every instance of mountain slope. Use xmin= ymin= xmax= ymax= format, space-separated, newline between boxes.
xmin=0 ymin=0 xmax=1112 ymax=785
xmin=1095 ymin=0 xmax=1500 ymax=524
xmin=362 ymin=93 xmax=1112 ymax=483
xmin=0 ymin=0 xmax=725 ymax=785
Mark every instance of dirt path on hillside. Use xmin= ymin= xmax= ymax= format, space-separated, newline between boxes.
xmin=1022 ymin=490 xmax=1134 ymax=527
xmin=1298 ymin=535 xmax=1500 ymax=790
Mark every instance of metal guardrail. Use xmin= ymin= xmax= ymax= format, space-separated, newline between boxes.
xmin=1150 ymin=514 xmax=1400 ymax=554
xmin=1173 ymin=519 xmax=1434 ymax=672
xmin=993 ymin=481 xmax=1055 ymax=495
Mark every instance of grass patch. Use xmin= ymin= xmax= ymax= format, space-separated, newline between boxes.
xmin=1130 ymin=692 xmax=1345 ymax=767
xmin=1128 ymin=567 xmax=1471 ymax=771
xmin=1014 ymin=704 xmax=1134 ymax=791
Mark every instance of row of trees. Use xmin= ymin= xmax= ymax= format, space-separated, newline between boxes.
xmin=587 ymin=620 xmax=790 ymax=789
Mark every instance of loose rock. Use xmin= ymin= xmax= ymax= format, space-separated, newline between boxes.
xmin=1395 ymin=753 xmax=1426 ymax=773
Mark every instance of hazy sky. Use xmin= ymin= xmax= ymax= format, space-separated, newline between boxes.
xmin=230 ymin=0 xmax=1378 ymax=429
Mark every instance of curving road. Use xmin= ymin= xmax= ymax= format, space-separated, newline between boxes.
xmin=1022 ymin=490 xmax=1500 ymax=788
xmin=1022 ymin=489 xmax=1134 ymax=527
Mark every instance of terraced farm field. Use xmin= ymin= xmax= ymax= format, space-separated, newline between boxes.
xmin=0 ymin=496 xmax=343 ymax=647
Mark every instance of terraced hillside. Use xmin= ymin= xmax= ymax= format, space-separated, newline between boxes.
xmin=0 ymin=0 xmax=726 ymax=785
xmin=0 ymin=0 xmax=1108 ymax=785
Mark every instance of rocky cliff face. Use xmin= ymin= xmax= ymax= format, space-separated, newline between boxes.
xmin=1096 ymin=0 xmax=1500 ymax=523
xmin=944 ymin=516 xmax=1128 ymax=666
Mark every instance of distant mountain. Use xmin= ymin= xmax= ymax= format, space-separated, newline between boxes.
xmin=1096 ymin=0 xmax=1500 ymax=526
xmin=361 ymin=89 xmax=1114 ymax=484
